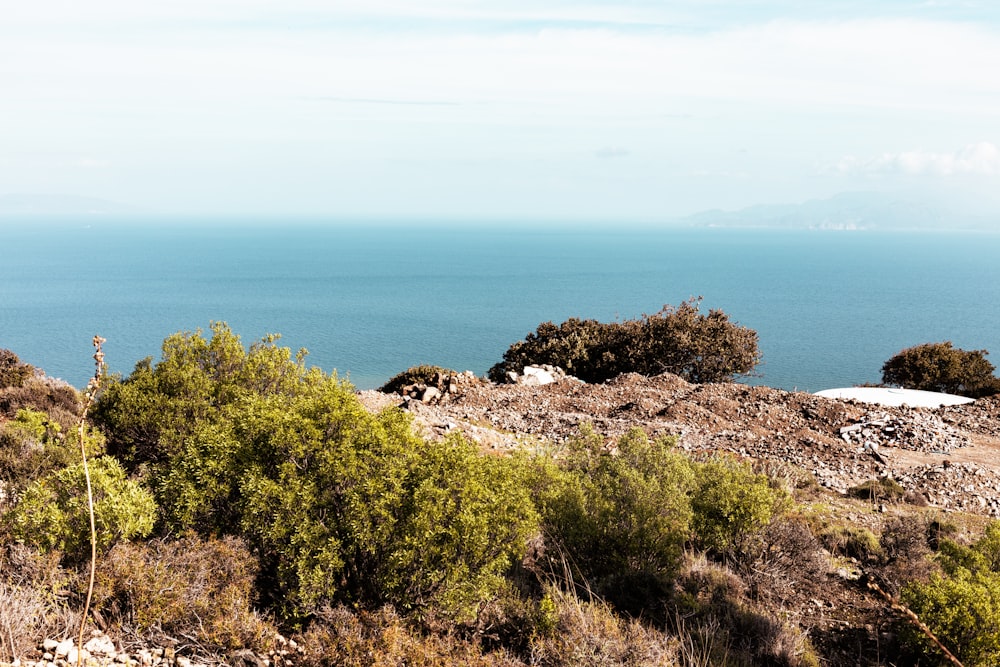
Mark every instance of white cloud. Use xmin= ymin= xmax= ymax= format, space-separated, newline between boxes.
xmin=839 ymin=142 xmax=1000 ymax=176
xmin=595 ymin=146 xmax=629 ymax=159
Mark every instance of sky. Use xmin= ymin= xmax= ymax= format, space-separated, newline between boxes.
xmin=3 ymin=0 xmax=1000 ymax=222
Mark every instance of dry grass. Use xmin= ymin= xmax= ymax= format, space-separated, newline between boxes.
xmin=297 ymin=605 xmax=522 ymax=667
xmin=92 ymin=535 xmax=277 ymax=655
xmin=0 ymin=543 xmax=80 ymax=663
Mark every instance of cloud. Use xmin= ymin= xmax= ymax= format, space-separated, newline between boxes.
xmin=74 ymin=157 xmax=111 ymax=168
xmin=595 ymin=146 xmax=629 ymax=159
xmin=839 ymin=142 xmax=1000 ymax=176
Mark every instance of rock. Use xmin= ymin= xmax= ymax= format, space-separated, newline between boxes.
xmin=55 ymin=639 xmax=74 ymax=659
xmin=85 ymin=634 xmax=117 ymax=656
xmin=420 ymin=386 xmax=441 ymax=403
xmin=521 ymin=366 xmax=557 ymax=386
xmin=230 ymin=649 xmax=268 ymax=667
xmin=43 ymin=640 xmax=59 ymax=653
xmin=67 ymin=647 xmax=90 ymax=664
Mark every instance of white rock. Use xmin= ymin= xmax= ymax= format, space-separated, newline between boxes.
xmin=67 ymin=648 xmax=90 ymax=664
xmin=85 ymin=635 xmax=117 ymax=656
xmin=521 ymin=366 xmax=556 ymax=386
xmin=55 ymin=639 xmax=74 ymax=658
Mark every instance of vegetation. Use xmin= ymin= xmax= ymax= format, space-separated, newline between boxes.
xmin=0 ymin=349 xmax=33 ymax=389
xmin=93 ymin=324 xmax=537 ymax=621
xmin=901 ymin=522 xmax=1000 ymax=666
xmin=489 ymin=298 xmax=760 ymax=384
xmin=7 ymin=456 xmax=156 ymax=563
xmin=5 ymin=326 xmax=1000 ymax=666
xmin=378 ymin=364 xmax=457 ymax=394
xmin=881 ymin=341 xmax=1000 ymax=398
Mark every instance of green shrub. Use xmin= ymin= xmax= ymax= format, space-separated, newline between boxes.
xmin=900 ymin=522 xmax=1000 ymax=665
xmin=7 ymin=456 xmax=156 ymax=562
xmin=0 ymin=409 xmax=100 ymax=500
xmin=379 ymin=365 xmax=457 ymax=394
xmin=691 ymin=456 xmax=790 ymax=556
xmin=882 ymin=341 xmax=1000 ymax=398
xmin=0 ymin=349 xmax=33 ymax=389
xmin=489 ymin=298 xmax=760 ymax=384
xmin=545 ymin=426 xmax=696 ymax=585
xmin=818 ymin=525 xmax=882 ymax=563
xmin=847 ymin=477 xmax=907 ymax=503
xmin=144 ymin=358 xmax=538 ymax=621
xmin=91 ymin=322 xmax=320 ymax=472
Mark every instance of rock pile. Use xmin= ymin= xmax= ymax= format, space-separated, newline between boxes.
xmin=837 ymin=410 xmax=970 ymax=454
xmin=502 ymin=365 xmax=577 ymax=386
xmin=365 ymin=371 xmax=1000 ymax=516
xmin=394 ymin=370 xmax=481 ymax=404
xmin=902 ymin=461 xmax=1000 ymax=516
xmin=12 ymin=632 xmax=301 ymax=667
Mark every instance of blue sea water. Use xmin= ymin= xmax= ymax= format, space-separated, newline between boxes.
xmin=2 ymin=220 xmax=1000 ymax=393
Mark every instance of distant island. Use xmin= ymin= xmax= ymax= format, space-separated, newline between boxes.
xmin=677 ymin=191 xmax=995 ymax=231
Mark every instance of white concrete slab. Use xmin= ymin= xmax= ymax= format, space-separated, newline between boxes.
xmin=814 ymin=387 xmax=974 ymax=408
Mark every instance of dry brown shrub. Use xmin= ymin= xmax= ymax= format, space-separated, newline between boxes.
xmin=738 ymin=517 xmax=826 ymax=604
xmin=297 ymin=605 xmax=521 ymax=667
xmin=0 ymin=378 xmax=81 ymax=430
xmin=670 ymin=556 xmax=820 ymax=667
xmin=0 ymin=543 xmax=80 ymax=663
xmin=877 ymin=515 xmax=935 ymax=596
xmin=528 ymin=588 xmax=679 ymax=667
xmin=92 ymin=534 xmax=276 ymax=654
xmin=0 ymin=350 xmax=33 ymax=390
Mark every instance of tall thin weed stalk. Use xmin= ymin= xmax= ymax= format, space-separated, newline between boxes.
xmin=77 ymin=335 xmax=106 ymax=666
xmin=867 ymin=578 xmax=964 ymax=667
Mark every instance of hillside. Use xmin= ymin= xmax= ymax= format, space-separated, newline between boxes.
xmin=364 ymin=373 xmax=1000 ymax=515
xmin=5 ymin=343 xmax=1000 ymax=667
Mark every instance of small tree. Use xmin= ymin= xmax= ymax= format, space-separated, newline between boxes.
xmin=0 ymin=349 xmax=33 ymax=389
xmin=881 ymin=342 xmax=1000 ymax=398
xmin=489 ymin=298 xmax=760 ymax=384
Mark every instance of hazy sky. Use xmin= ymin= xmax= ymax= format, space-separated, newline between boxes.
xmin=3 ymin=0 xmax=1000 ymax=221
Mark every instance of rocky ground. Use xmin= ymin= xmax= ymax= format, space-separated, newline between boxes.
xmin=359 ymin=371 xmax=1000 ymax=664
xmin=361 ymin=370 xmax=1000 ymax=517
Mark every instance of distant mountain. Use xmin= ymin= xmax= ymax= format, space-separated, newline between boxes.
xmin=679 ymin=192 xmax=963 ymax=231
xmin=0 ymin=193 xmax=141 ymax=217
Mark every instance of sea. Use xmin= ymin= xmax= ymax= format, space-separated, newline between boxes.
xmin=2 ymin=220 xmax=1000 ymax=393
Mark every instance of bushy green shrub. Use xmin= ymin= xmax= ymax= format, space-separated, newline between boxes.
xmin=691 ymin=456 xmax=790 ymax=556
xmin=489 ymin=299 xmax=760 ymax=384
xmin=900 ymin=522 xmax=1000 ymax=665
xmin=91 ymin=322 xmax=320 ymax=472
xmin=0 ymin=409 xmax=106 ymax=501
xmin=545 ymin=426 xmax=695 ymax=584
xmin=108 ymin=328 xmax=539 ymax=621
xmin=0 ymin=349 xmax=33 ymax=389
xmin=882 ymin=341 xmax=1000 ymax=398
xmin=7 ymin=456 xmax=156 ymax=562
